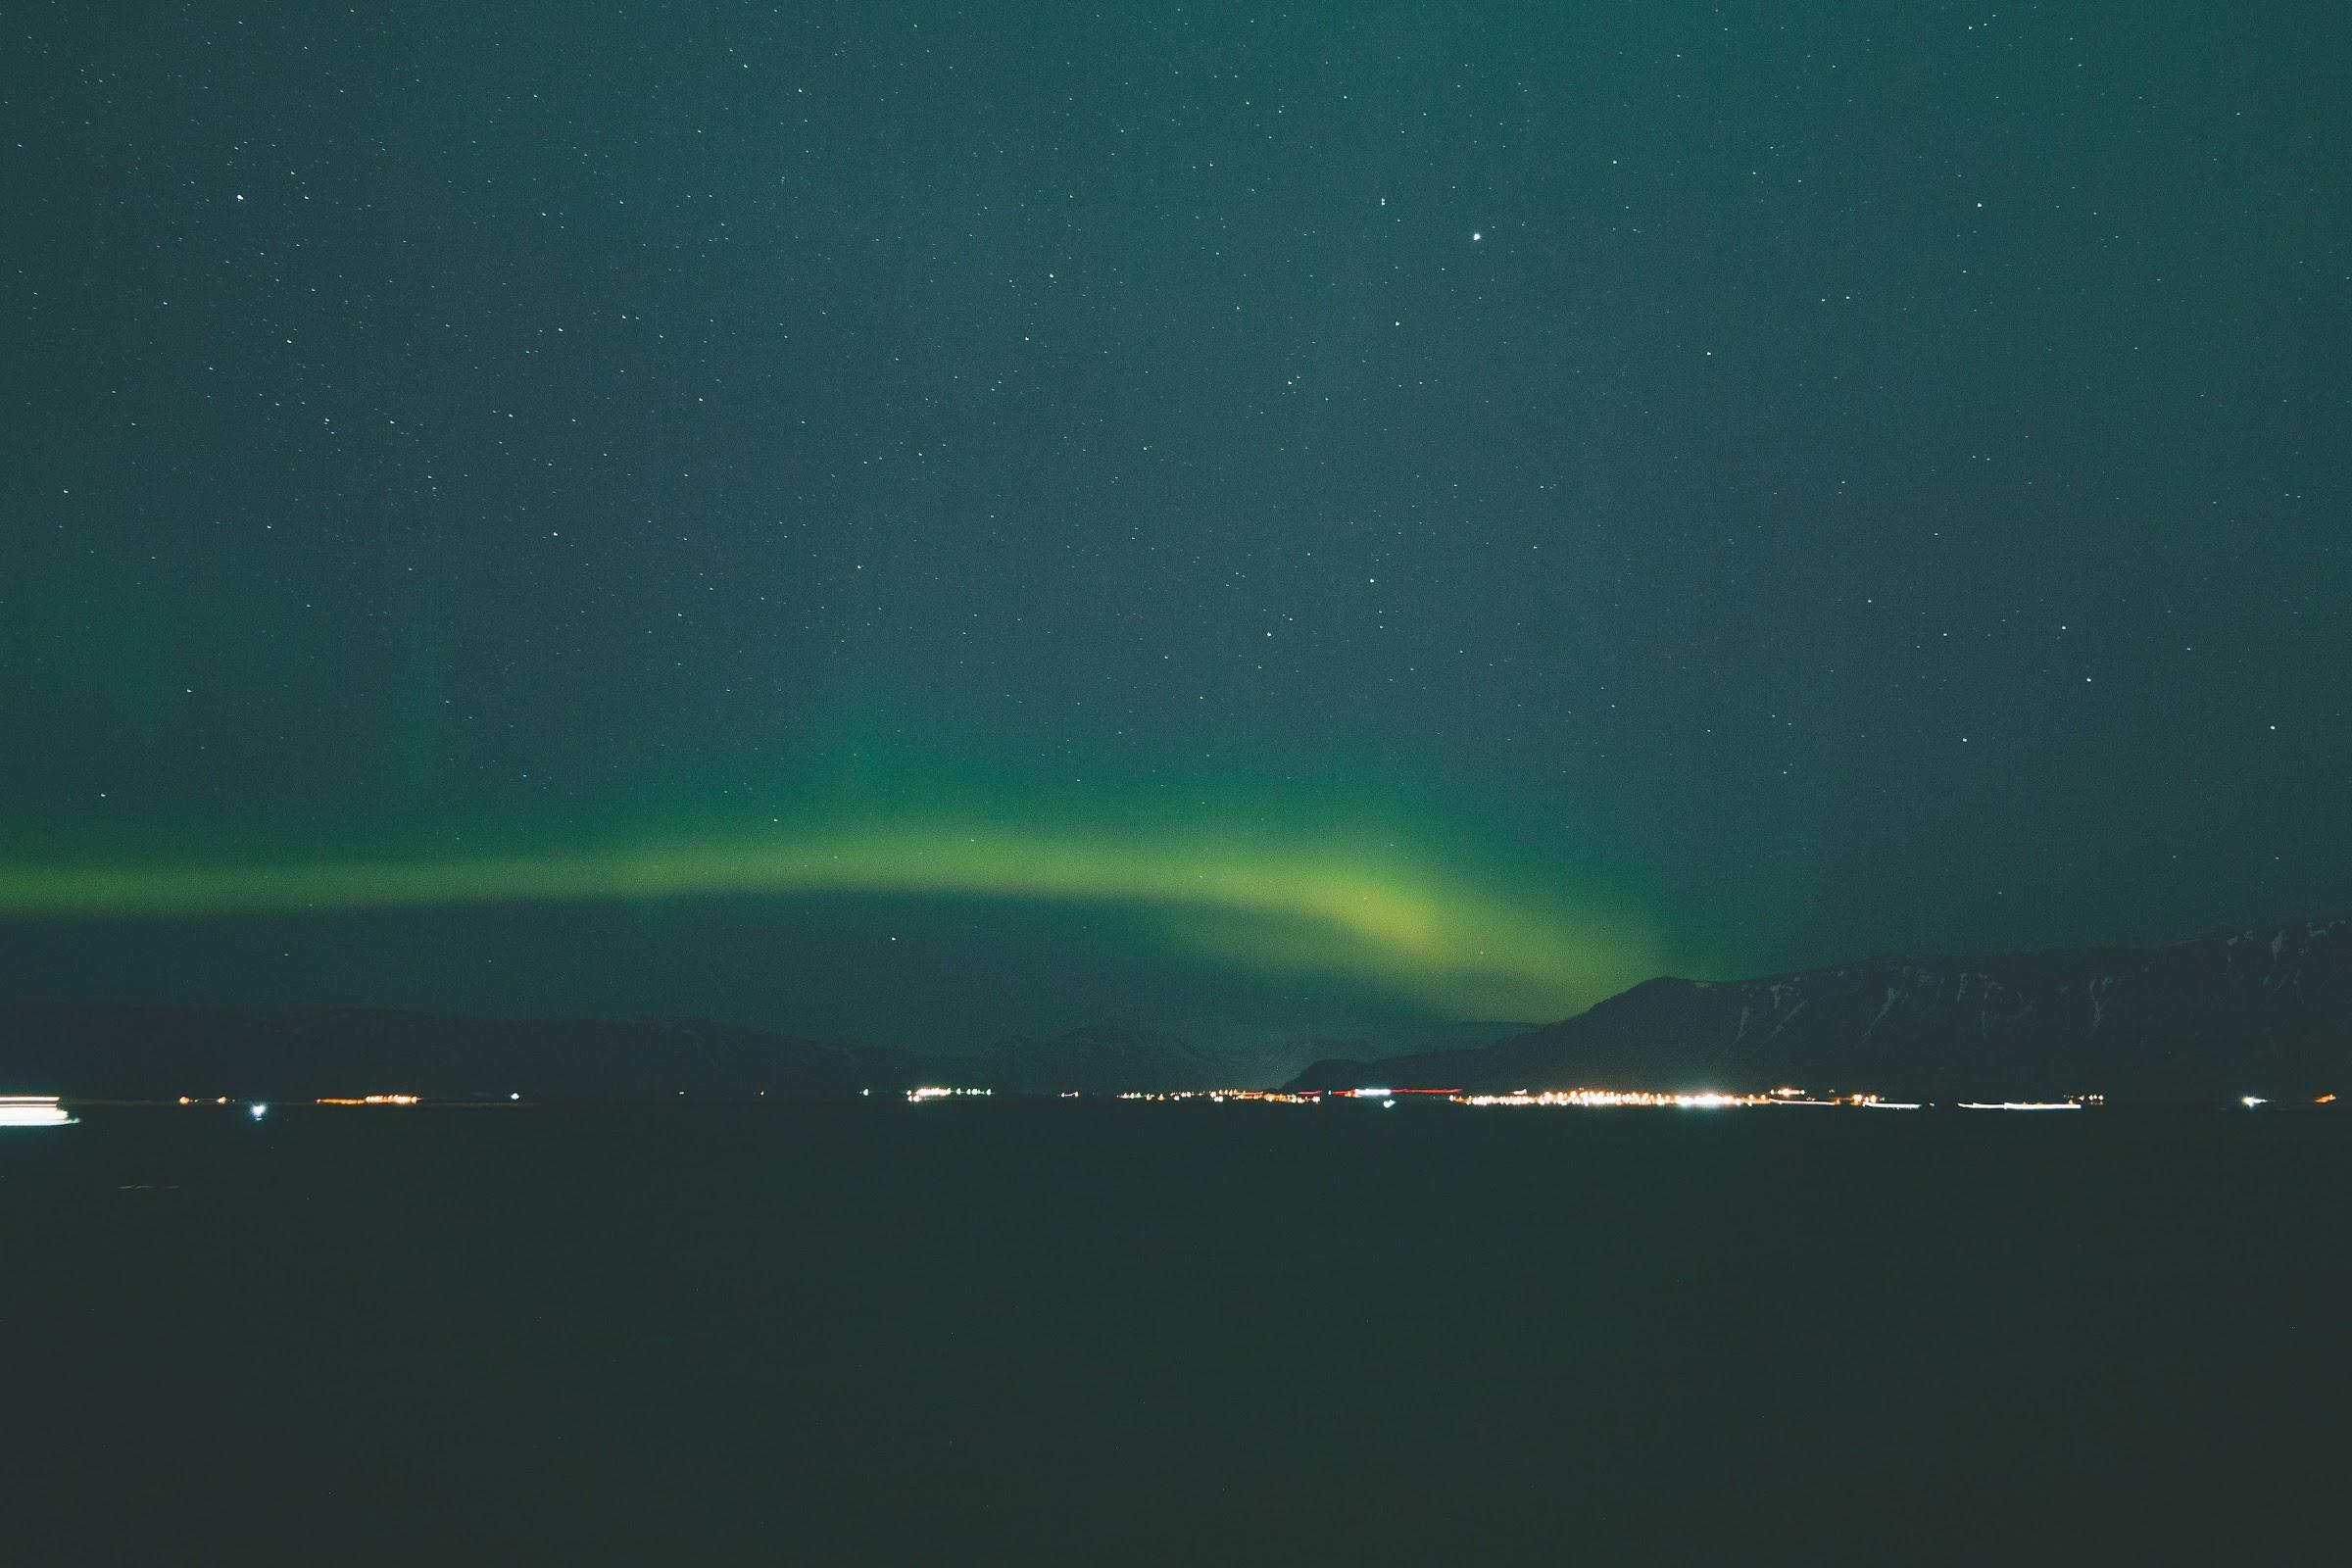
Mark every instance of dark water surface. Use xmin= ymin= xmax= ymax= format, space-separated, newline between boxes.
xmin=3 ymin=1102 xmax=2343 ymax=1564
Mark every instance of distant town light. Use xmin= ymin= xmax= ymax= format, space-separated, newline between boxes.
xmin=250 ymin=1103 xmax=269 ymax=1120
xmin=1453 ymin=1089 xmax=1778 ymax=1109
xmin=2242 ymin=1096 xmax=2268 ymax=1108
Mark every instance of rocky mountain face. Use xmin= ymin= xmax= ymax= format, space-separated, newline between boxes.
xmin=1288 ymin=920 xmax=2352 ymax=1104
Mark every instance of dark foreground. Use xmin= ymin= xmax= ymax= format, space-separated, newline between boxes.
xmin=3 ymin=1102 xmax=2343 ymax=1565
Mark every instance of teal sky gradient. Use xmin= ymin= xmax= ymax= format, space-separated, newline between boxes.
xmin=3 ymin=2 xmax=2344 ymax=1039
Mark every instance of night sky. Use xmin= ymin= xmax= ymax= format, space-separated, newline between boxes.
xmin=5 ymin=3 xmax=2346 ymax=1046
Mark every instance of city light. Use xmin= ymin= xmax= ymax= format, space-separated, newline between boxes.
xmin=0 ymin=1096 xmax=74 ymax=1127
xmin=1114 ymin=1090 xmax=1321 ymax=1102
xmin=126 ymin=1084 xmax=2183 ymax=1115
xmin=1451 ymin=1089 xmax=1769 ymax=1108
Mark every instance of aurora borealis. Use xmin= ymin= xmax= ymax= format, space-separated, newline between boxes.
xmin=5 ymin=4 xmax=2347 ymax=1045
xmin=0 ymin=814 xmax=1663 ymax=1020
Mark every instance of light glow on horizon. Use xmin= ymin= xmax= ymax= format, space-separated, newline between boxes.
xmin=1453 ymin=1088 xmax=1765 ymax=1108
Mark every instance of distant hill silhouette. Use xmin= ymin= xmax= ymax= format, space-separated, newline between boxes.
xmin=0 ymin=1004 xmax=1490 ymax=1102
xmin=14 ymin=921 xmax=2346 ymax=1105
xmin=1287 ymin=920 xmax=2352 ymax=1104
xmin=0 ymin=1003 xmax=938 ymax=1102
xmin=977 ymin=1022 xmax=1223 ymax=1095
xmin=967 ymin=1020 xmax=1509 ymax=1094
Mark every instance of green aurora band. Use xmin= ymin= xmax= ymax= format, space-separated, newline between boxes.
xmin=0 ymin=820 xmax=1662 ymax=1019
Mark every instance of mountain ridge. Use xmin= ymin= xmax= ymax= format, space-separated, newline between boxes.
xmin=9 ymin=920 xmax=2345 ymax=1105
xmin=1286 ymin=919 xmax=2352 ymax=1103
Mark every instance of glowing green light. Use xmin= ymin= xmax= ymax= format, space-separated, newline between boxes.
xmin=0 ymin=817 xmax=1660 ymax=1017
